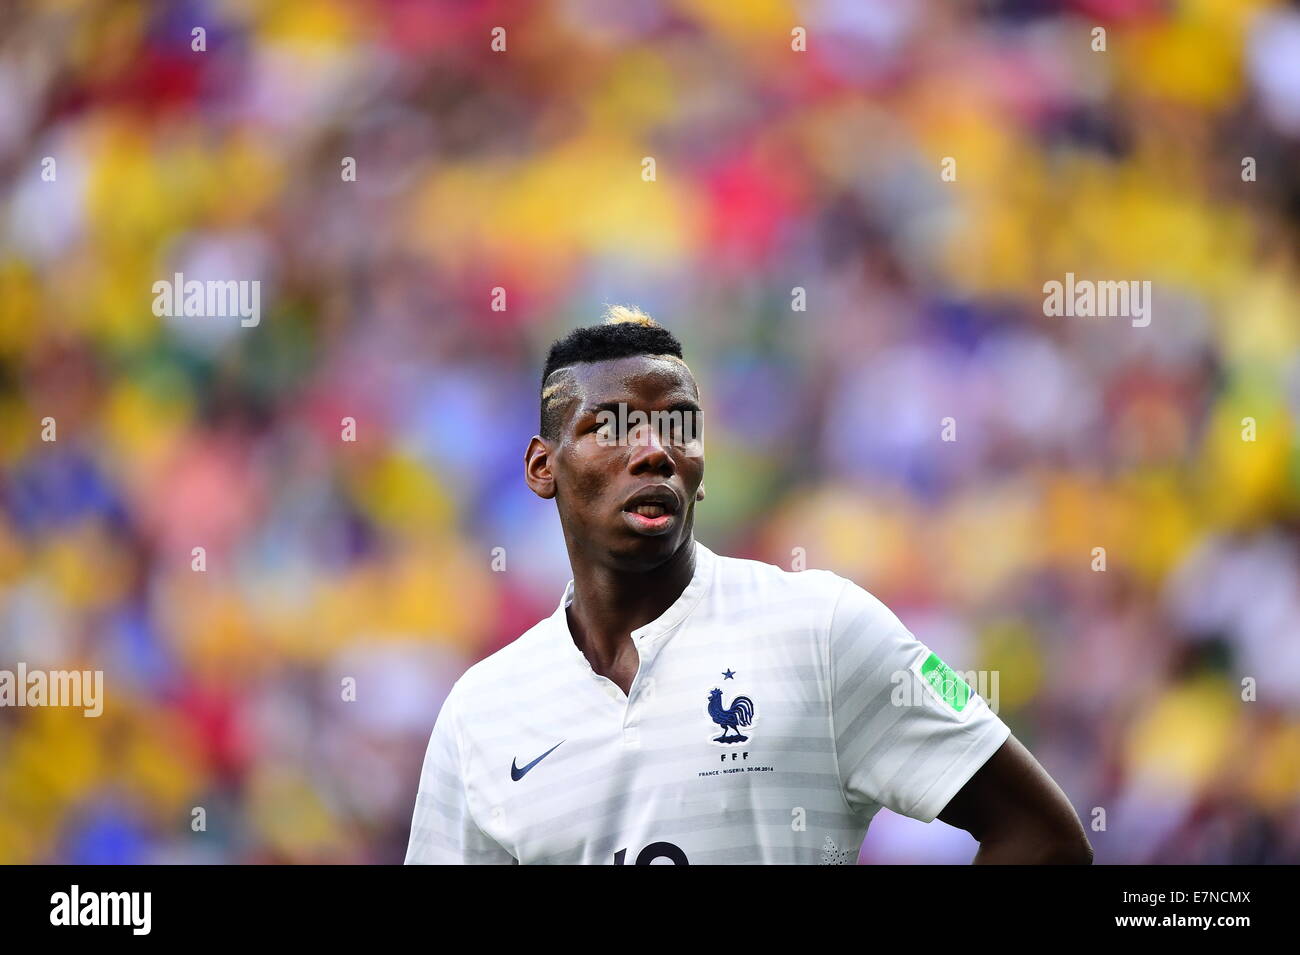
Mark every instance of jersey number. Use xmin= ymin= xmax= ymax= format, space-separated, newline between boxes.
xmin=613 ymin=841 xmax=689 ymax=865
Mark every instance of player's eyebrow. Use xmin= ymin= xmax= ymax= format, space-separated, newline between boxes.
xmin=580 ymin=400 xmax=702 ymax=416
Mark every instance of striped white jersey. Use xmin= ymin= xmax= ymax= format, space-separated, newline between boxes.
xmin=405 ymin=539 xmax=1010 ymax=864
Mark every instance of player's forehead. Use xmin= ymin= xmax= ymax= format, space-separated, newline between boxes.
xmin=568 ymin=354 xmax=699 ymax=410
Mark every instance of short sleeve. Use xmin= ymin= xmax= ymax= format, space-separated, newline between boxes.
xmin=404 ymin=685 xmax=516 ymax=865
xmin=828 ymin=579 xmax=1011 ymax=824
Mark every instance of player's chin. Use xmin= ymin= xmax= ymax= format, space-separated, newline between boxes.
xmin=609 ymin=520 xmax=688 ymax=567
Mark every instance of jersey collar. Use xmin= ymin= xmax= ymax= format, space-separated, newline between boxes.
xmin=550 ymin=537 xmax=717 ymax=651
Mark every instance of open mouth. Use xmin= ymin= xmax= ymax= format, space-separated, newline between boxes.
xmin=621 ymin=487 xmax=681 ymax=535
xmin=630 ymin=502 xmax=669 ymax=519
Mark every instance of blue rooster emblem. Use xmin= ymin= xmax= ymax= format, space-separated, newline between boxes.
xmin=707 ymin=687 xmax=755 ymax=743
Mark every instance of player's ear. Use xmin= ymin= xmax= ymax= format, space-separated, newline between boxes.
xmin=525 ymin=436 xmax=557 ymax=500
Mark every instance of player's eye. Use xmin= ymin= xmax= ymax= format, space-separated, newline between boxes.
xmin=671 ymin=412 xmax=700 ymax=445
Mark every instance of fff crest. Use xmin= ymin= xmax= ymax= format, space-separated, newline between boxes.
xmin=706 ymin=685 xmax=756 ymax=745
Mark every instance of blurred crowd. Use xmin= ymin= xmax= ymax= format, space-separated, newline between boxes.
xmin=1 ymin=0 xmax=1298 ymax=863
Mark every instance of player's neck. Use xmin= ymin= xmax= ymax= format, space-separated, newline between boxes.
xmin=564 ymin=536 xmax=697 ymax=669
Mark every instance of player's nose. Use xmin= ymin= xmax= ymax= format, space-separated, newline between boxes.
xmin=627 ymin=421 xmax=674 ymax=476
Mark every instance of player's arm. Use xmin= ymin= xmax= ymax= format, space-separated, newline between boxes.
xmin=405 ymin=684 xmax=517 ymax=865
xmin=828 ymin=576 xmax=1090 ymax=864
xmin=936 ymin=733 xmax=1093 ymax=864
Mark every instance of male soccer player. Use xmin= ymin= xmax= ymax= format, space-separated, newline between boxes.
xmin=405 ymin=306 xmax=1093 ymax=865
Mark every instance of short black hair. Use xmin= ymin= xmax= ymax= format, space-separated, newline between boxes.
xmin=539 ymin=306 xmax=684 ymax=440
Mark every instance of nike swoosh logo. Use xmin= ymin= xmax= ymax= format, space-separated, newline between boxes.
xmin=511 ymin=740 xmax=564 ymax=781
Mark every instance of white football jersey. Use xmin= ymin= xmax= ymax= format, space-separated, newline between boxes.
xmin=405 ymin=539 xmax=1010 ymax=864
